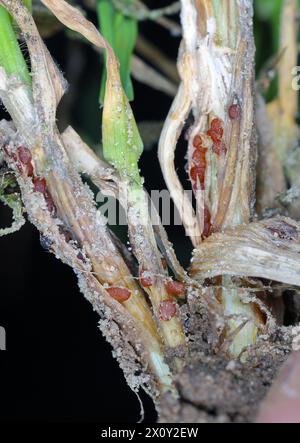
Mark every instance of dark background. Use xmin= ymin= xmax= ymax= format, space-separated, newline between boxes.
xmin=0 ymin=0 xmax=287 ymax=423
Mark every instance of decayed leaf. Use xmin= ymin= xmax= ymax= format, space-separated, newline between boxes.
xmin=190 ymin=216 xmax=300 ymax=288
xmin=158 ymin=81 xmax=202 ymax=247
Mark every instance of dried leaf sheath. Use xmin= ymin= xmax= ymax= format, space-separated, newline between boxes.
xmin=190 ymin=217 xmax=300 ymax=287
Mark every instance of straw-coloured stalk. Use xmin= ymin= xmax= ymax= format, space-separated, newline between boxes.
xmin=102 ymin=70 xmax=187 ymax=354
xmin=99 ymin=4 xmax=186 ymax=357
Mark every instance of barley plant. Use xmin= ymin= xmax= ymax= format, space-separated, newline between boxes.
xmin=0 ymin=0 xmax=300 ymax=423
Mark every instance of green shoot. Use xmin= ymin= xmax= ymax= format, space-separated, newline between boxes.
xmin=102 ymin=65 xmax=143 ymax=185
xmin=0 ymin=4 xmax=31 ymax=84
xmin=97 ymin=0 xmax=137 ymax=103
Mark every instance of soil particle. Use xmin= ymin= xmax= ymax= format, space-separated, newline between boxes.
xmin=159 ymin=348 xmax=291 ymax=423
xmin=159 ymin=293 xmax=294 ymax=423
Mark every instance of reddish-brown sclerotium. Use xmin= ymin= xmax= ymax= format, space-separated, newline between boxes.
xmin=26 ymin=162 xmax=34 ymax=176
xmin=212 ymin=140 xmax=227 ymax=156
xmin=192 ymin=135 xmax=202 ymax=149
xmin=207 ymin=128 xmax=223 ymax=142
xmin=17 ymin=146 xmax=31 ymax=165
xmin=191 ymin=147 xmax=207 ymax=191
xmin=33 ymin=177 xmax=56 ymax=215
xmin=17 ymin=146 xmax=34 ymax=176
xmin=165 ymin=280 xmax=185 ymax=298
xmin=190 ymin=165 xmax=205 ymax=182
xmin=202 ymin=206 xmax=212 ymax=238
xmin=33 ymin=177 xmax=47 ymax=194
xmin=228 ymin=103 xmax=241 ymax=120
xmin=210 ymin=118 xmax=223 ymax=131
xmin=158 ymin=299 xmax=177 ymax=321
xmin=4 ymin=145 xmax=34 ymax=176
xmin=192 ymin=147 xmax=207 ymax=165
xmin=139 ymin=268 xmax=153 ymax=288
xmin=107 ymin=287 xmax=131 ymax=303
xmin=207 ymin=118 xmax=224 ymax=142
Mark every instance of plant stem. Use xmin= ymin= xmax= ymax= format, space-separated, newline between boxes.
xmin=211 ymin=0 xmax=260 ymax=357
xmin=102 ymin=86 xmax=186 ymax=354
xmin=101 ymin=18 xmax=186 ymax=355
xmin=179 ymin=0 xmax=263 ymax=357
